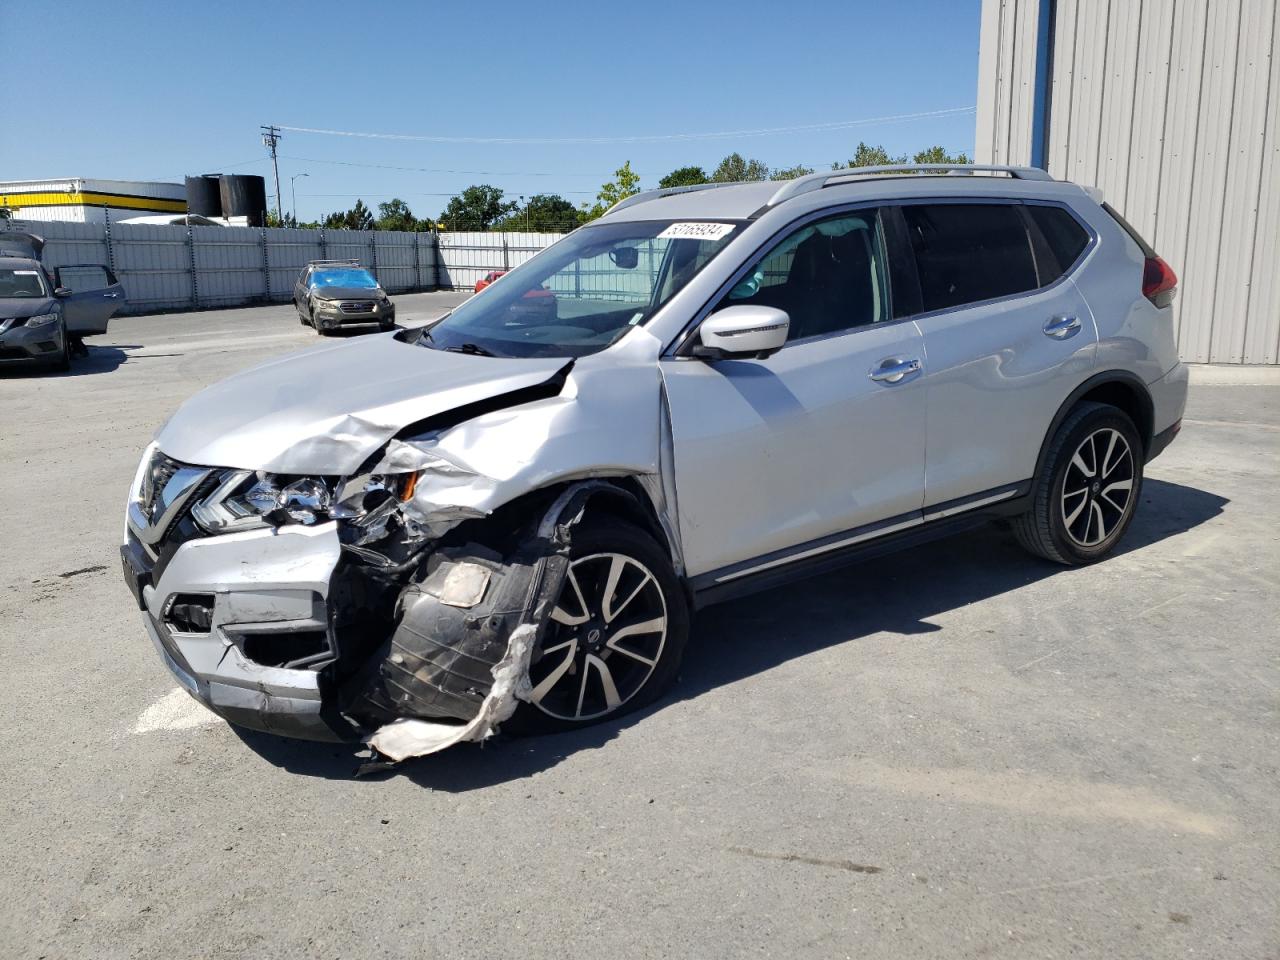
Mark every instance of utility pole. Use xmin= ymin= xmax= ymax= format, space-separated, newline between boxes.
xmin=260 ymin=124 xmax=283 ymax=225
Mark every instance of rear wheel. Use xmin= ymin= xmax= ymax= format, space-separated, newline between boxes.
xmin=1012 ymin=402 xmax=1143 ymax=565
xmin=511 ymin=519 xmax=688 ymax=733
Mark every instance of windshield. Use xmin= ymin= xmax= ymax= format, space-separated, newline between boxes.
xmin=420 ymin=219 xmax=741 ymax=358
xmin=0 ymin=268 xmax=48 ymax=298
xmin=313 ymin=268 xmax=378 ymax=289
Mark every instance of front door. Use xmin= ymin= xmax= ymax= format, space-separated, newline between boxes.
xmin=660 ymin=208 xmax=927 ymax=580
xmin=55 ymin=264 xmax=125 ymax=335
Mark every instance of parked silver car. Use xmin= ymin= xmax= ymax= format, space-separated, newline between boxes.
xmin=122 ymin=165 xmax=1187 ymax=758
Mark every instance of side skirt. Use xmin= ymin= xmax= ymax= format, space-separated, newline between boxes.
xmin=690 ymin=482 xmax=1030 ymax=609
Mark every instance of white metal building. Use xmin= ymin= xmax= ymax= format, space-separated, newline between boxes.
xmin=976 ymin=0 xmax=1278 ymax=364
xmin=0 ymin=178 xmax=187 ymax=224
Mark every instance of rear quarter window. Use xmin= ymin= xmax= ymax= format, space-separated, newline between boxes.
xmin=1027 ymin=205 xmax=1091 ymax=279
xmin=901 ymin=203 xmax=1038 ymax=312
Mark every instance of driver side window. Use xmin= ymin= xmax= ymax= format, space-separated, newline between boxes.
xmin=719 ymin=209 xmax=890 ymax=342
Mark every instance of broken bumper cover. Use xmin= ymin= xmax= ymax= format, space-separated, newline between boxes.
xmin=125 ymin=520 xmax=359 ymax=742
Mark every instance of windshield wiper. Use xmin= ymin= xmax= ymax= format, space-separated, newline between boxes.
xmin=445 ymin=342 xmax=498 ymax=357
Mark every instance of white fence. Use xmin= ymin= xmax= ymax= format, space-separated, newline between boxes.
xmin=8 ymin=218 xmax=564 ymax=315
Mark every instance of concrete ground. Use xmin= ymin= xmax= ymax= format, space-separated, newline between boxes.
xmin=0 ymin=296 xmax=1276 ymax=959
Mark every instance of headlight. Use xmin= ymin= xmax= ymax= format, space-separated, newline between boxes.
xmin=314 ymin=299 xmax=339 ymax=312
xmin=192 ymin=471 xmax=409 ymax=534
xmin=192 ymin=472 xmax=335 ymax=532
xmin=26 ymin=313 xmax=59 ymax=328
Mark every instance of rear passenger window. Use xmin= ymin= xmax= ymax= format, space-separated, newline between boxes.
xmin=1028 ymin=205 xmax=1090 ymax=279
xmin=901 ymin=204 xmax=1037 ymax=312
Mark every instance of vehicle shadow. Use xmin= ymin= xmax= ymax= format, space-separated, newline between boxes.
xmin=0 ymin=343 xmax=134 ymax=377
xmin=233 ymin=477 xmax=1227 ymax=788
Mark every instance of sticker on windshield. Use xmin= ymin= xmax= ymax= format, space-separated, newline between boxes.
xmin=657 ymin=222 xmax=736 ymax=241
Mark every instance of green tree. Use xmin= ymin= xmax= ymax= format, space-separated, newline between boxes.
xmin=771 ymin=164 xmax=815 ymax=180
xmin=321 ymin=200 xmax=374 ymax=230
xmin=375 ymin=198 xmax=431 ymax=232
xmin=438 ymin=185 xmax=517 ymax=231
xmin=658 ymin=165 xmax=710 ymax=188
xmin=711 ymin=153 xmax=770 ymax=182
xmin=832 ymin=142 xmax=972 ymax=171
xmin=832 ymin=142 xmax=906 ymax=170
xmin=494 ymin=194 xmax=581 ymax=232
xmin=582 ymin=161 xmax=642 ymax=221
xmin=910 ymin=145 xmax=971 ymax=165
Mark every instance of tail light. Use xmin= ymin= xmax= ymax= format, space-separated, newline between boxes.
xmin=1142 ymin=256 xmax=1177 ymax=308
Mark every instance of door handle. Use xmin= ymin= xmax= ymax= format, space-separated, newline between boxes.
xmin=868 ymin=357 xmax=922 ymax=383
xmin=1043 ymin=315 xmax=1081 ymax=339
xmin=104 ymin=292 xmax=122 ymax=298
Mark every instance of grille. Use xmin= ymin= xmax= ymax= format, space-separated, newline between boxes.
xmin=139 ymin=453 xmax=221 ymax=548
xmin=0 ymin=347 xmax=32 ymax=360
xmin=339 ymin=301 xmax=376 ymax=314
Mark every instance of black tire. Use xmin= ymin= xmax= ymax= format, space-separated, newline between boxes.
xmin=49 ymin=327 xmax=71 ymax=372
xmin=509 ymin=518 xmax=689 ymax=734
xmin=1012 ymin=402 xmax=1144 ymax=565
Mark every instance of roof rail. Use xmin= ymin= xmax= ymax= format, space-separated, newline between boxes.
xmin=307 ymin=258 xmax=362 ymax=266
xmin=763 ymin=163 xmax=1055 ymax=209
xmin=606 ymin=180 xmax=750 ymax=216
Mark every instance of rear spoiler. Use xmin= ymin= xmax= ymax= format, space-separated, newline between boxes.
xmin=0 ymin=231 xmax=44 ymax=260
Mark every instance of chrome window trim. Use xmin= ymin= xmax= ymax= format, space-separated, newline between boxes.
xmin=662 ymin=196 xmax=1099 ymax=358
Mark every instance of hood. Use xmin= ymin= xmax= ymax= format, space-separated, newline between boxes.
xmin=313 ymin=285 xmax=382 ymax=301
xmin=155 ymin=332 xmax=569 ymax=475
xmin=0 ymin=296 xmax=56 ymax=319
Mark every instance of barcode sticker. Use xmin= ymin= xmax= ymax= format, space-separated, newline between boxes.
xmin=656 ymin=222 xmax=736 ymax=241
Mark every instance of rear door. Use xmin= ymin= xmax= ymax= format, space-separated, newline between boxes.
xmin=899 ymin=200 xmax=1097 ymax=507
xmin=661 ymin=207 xmax=928 ymax=580
xmin=55 ymin=264 xmax=126 ymax=335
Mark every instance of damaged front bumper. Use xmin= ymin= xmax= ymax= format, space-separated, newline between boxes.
xmin=124 ymin=519 xmax=357 ymax=741
xmin=123 ymin=448 xmax=587 ymax=757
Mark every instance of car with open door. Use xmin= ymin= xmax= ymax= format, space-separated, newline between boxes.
xmin=122 ymin=165 xmax=1186 ymax=760
xmin=0 ymin=232 xmax=125 ymax=371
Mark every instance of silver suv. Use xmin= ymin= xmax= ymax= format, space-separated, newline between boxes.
xmin=121 ymin=165 xmax=1187 ymax=759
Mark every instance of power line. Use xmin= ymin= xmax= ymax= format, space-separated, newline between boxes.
xmin=279 ymin=154 xmax=608 ymax=179
xmin=276 ymin=106 xmax=976 ymax=145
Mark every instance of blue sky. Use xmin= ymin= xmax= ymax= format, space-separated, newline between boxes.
xmin=3 ymin=0 xmax=981 ymax=222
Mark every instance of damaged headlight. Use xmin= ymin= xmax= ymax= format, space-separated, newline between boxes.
xmin=192 ymin=470 xmax=412 ymax=535
xmin=192 ymin=471 xmax=337 ymax=533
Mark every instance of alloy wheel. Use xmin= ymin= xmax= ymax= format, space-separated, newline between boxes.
xmin=1060 ymin=427 xmax=1135 ymax=547
xmin=528 ymin=552 xmax=668 ymax=721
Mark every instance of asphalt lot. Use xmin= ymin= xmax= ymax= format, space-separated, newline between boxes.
xmin=0 ymin=295 xmax=1277 ymax=959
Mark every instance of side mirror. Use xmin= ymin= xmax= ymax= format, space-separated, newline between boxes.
xmin=692 ymin=305 xmax=789 ymax=360
xmin=609 ymin=246 xmax=639 ymax=269
xmin=54 ymin=287 xmax=72 ymax=297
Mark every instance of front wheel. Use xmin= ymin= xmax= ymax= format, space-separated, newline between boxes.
xmin=511 ymin=519 xmax=688 ymax=734
xmin=1012 ymin=402 xmax=1144 ymax=565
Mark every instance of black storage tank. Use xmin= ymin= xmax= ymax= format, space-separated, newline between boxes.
xmin=185 ymin=175 xmax=222 ymax=217
xmin=219 ymin=174 xmax=268 ymax=227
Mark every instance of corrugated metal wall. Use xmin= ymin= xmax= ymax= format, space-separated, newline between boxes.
xmin=5 ymin=219 xmax=564 ymax=314
xmin=976 ymin=0 xmax=1280 ymax=364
